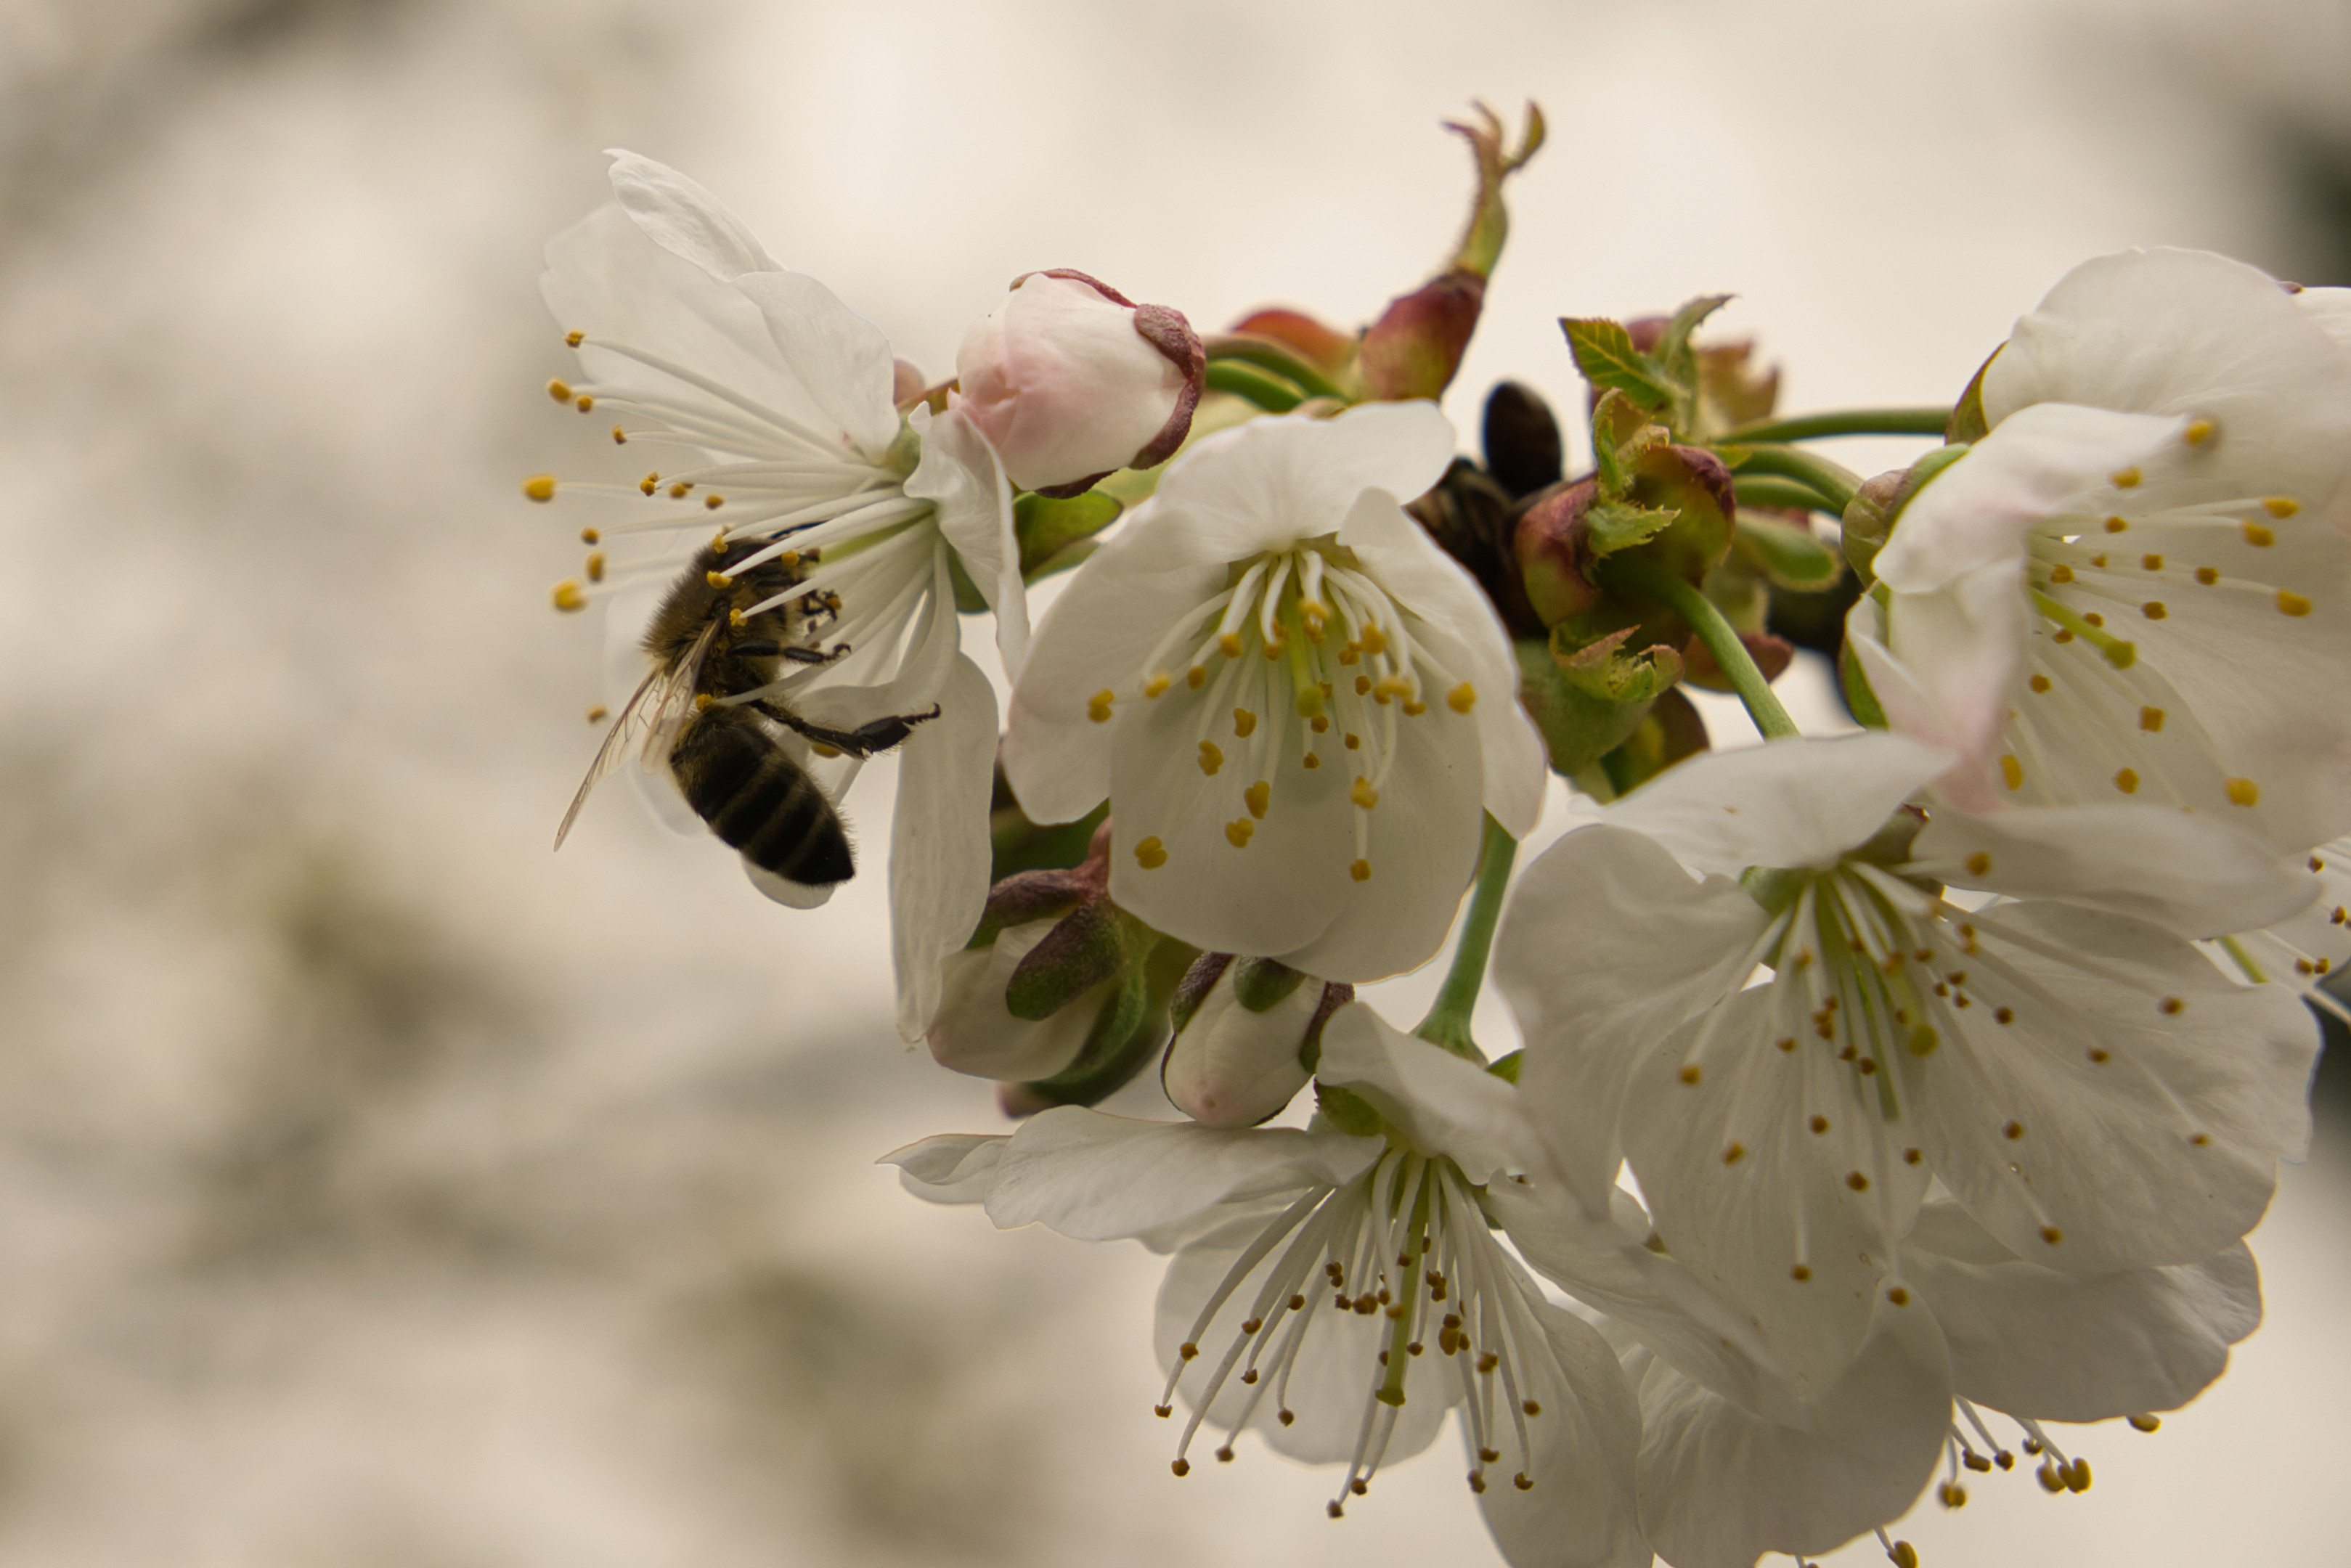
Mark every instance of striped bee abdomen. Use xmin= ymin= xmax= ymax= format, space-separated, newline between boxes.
xmin=670 ymin=708 xmax=855 ymax=887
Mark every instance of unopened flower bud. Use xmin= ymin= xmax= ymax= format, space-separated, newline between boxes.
xmin=1511 ymin=476 xmax=1603 ymax=628
xmin=929 ymin=918 xmax=1111 ymax=1082
xmin=955 ymin=269 xmax=1205 ymax=496
xmin=1162 ymin=956 xmax=1351 ymax=1127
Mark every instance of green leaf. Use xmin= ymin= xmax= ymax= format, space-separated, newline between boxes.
xmin=1016 ymin=489 xmax=1123 ymax=581
xmin=1655 ymin=293 xmax=1733 ymax=393
xmin=1516 ymin=634 xmax=1682 ymax=776
xmin=1732 ymin=514 xmax=1843 ymax=590
xmin=1585 ymin=500 xmax=1680 ymax=558
xmin=1560 ymin=317 xmax=1676 ymax=411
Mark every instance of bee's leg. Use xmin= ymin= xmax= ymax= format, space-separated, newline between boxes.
xmin=762 ymin=703 xmax=942 ymax=758
xmin=778 ymin=641 xmax=851 ymax=666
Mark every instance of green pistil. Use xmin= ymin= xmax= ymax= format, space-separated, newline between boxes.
xmin=1377 ymin=1166 xmax=1436 ymax=1408
xmin=2031 ymin=589 xmax=2138 ymax=669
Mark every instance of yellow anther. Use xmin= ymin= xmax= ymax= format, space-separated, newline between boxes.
xmin=1372 ymin=677 xmax=1412 ymax=705
xmin=2111 ymin=467 xmax=2140 ymax=489
xmin=2090 ymin=553 xmax=2107 ymax=568
xmin=2103 ymin=514 xmax=2130 ymax=531
xmin=1198 ymin=741 xmax=1223 ymax=776
xmin=1337 ymin=643 xmax=1361 ymax=666
xmin=1446 ymin=682 xmax=1478 ymax=714
xmin=2004 ymin=1120 xmax=2026 ymax=1140
xmin=1401 ymin=700 xmax=1427 ymax=716
xmin=1308 ymin=714 xmax=1330 ymax=733
xmin=1233 ymin=709 xmax=1258 ymax=738
xmin=585 ymin=551 xmax=607 ymax=582
xmin=1144 ymin=671 xmax=1173 ymax=698
xmin=1087 ymin=689 xmax=1115 ymax=723
xmin=2048 ymin=563 xmax=2074 ymax=584
xmin=669 ymin=482 xmax=692 ymax=499
xmin=1186 ymin=666 xmax=1207 ymax=689
xmin=704 ymin=494 xmax=725 ymax=510
xmin=2278 ymin=589 xmax=2313 ymax=616
xmin=1226 ymin=819 xmax=1255 ymax=848
xmin=584 ymin=703 xmax=608 ymax=722
xmin=1887 ymin=1540 xmax=1920 ymax=1568
xmin=2037 ymin=1460 xmax=2067 ymax=1494
xmin=2265 ymin=496 xmax=2299 ymax=518
xmin=576 ymin=394 xmax=594 ymax=412
xmin=2191 ymin=1132 xmax=2211 ymax=1146
xmin=1244 ymin=780 xmax=1271 ymax=819
xmin=640 ymin=474 xmax=659 ymax=495
xmin=1965 ymin=852 xmax=1992 ymax=877
xmin=2225 ymin=777 xmax=2260 ymax=807
xmin=2000 ymin=755 xmax=2024 ymax=791
xmin=2128 ymin=1414 xmax=2161 ymax=1434
xmin=2040 ymin=1225 xmax=2063 ymax=1245
xmin=1350 ymin=858 xmax=1372 ymax=882
xmin=1344 ymin=732 xmax=1361 ymax=749
xmin=704 ymin=570 xmax=732 ymax=589
xmin=2142 ymin=600 xmax=2167 ymax=619
xmin=2196 ymin=565 xmax=2219 ymax=584
xmin=609 ymin=425 xmax=628 ymax=444
xmin=564 ymin=330 xmax=584 ymax=347
xmin=1302 ymin=752 xmax=1321 ymax=769
xmin=2066 ymin=1459 xmax=2092 ymax=1493
xmin=2183 ymin=419 xmax=2214 ymax=446
xmin=728 ymin=608 xmax=746 ymax=628
xmin=1358 ymin=624 xmax=1387 ymax=655
xmin=1904 ymin=1147 xmax=1924 ymax=1164
xmin=1846 ymin=1171 xmax=1870 ymax=1191
xmin=2140 ymin=706 xmax=2165 ymax=731
xmin=2090 ymin=1048 xmax=2111 ymax=1063
xmin=550 ymin=579 xmax=587 ymax=612
xmin=1300 ymin=596 xmax=1329 ymax=621
xmin=579 ymin=527 xmax=600 ymax=544
xmin=1887 ymin=1286 xmax=1910 ymax=1306
xmin=1133 ymin=836 xmax=1168 ymax=869
xmin=1261 ymin=640 xmax=1284 ymax=661
xmin=2159 ymin=996 xmax=2185 ymax=1016
xmin=1350 ymin=777 xmax=1380 ymax=809
xmin=2142 ymin=552 xmax=2164 ymax=571
xmin=523 ymin=474 xmax=558 ymax=502
xmin=1678 ymin=1065 xmax=1702 ymax=1086
xmin=1353 ymin=674 xmax=1372 ymax=696
xmin=2243 ymin=520 xmax=2275 ymax=547
xmin=1722 ymin=1142 xmax=1745 ymax=1164
xmin=547 ymin=378 xmax=572 ymax=401
xmin=2028 ymin=674 xmax=2050 ymax=693
xmin=2115 ymin=767 xmax=2139 ymax=794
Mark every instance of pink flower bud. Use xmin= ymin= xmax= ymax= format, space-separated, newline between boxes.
xmin=953 ymin=270 xmax=1205 ymax=496
xmin=1161 ymin=958 xmax=1349 ymax=1128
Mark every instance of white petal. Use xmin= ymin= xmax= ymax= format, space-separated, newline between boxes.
xmin=1601 ymin=733 xmax=1951 ymax=878
xmin=603 ymin=148 xmax=781 ymax=279
xmin=1499 ymin=825 xmax=1772 ymax=1213
xmin=1470 ymin=1273 xmax=1649 ymax=1568
xmin=1903 ymin=900 xmax=2318 ymax=1272
xmin=1623 ymin=985 xmax=1931 ymax=1402
xmin=1873 ymin=402 xmax=2185 ymax=593
xmin=891 ymin=656 xmax=1002 ymax=1041
xmin=1918 ymin=801 xmax=2318 ymax=939
xmin=2293 ymin=285 xmax=2351 ymax=355
xmin=1314 ymin=1005 xmax=1547 ymax=1183
xmin=1147 ymin=402 xmax=1458 ymax=565
xmin=731 ymin=269 xmax=904 ymax=460
xmin=883 ymin=1132 xmax=1007 ymax=1203
xmin=1983 ymin=248 xmax=2351 ymax=507
xmin=1846 ymin=587 xmax=2018 ymax=814
xmin=1002 ymin=513 xmax=1229 ymax=824
xmin=909 ymin=403 xmax=1029 ymax=671
xmin=982 ymin=1107 xmax=1382 ymax=1241
xmin=1904 ymin=1201 xmax=2259 ymax=1421
xmin=1633 ymin=1293 xmax=1949 ymax=1568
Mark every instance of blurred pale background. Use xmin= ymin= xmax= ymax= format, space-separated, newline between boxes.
xmin=1 ymin=0 xmax=2347 ymax=1562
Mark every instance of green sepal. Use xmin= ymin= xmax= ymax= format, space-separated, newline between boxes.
xmin=1231 ymin=956 xmax=1308 ymax=1013
xmin=1593 ymin=685 xmax=1711 ymax=797
xmin=1016 ymin=489 xmax=1122 ymax=582
xmin=1947 ymin=347 xmax=1999 ymax=444
xmin=1486 ymin=1050 xmax=1523 ymax=1084
xmin=1003 ymin=903 xmax=1157 ymax=1021
xmin=1562 ymin=318 xmax=1676 ymax=412
xmin=1205 ymin=359 xmax=1306 ymax=412
xmin=1839 ymin=637 xmax=1890 ymax=730
xmin=1731 ymin=514 xmax=1843 ymax=591
xmin=1313 ymin=1082 xmax=1385 ymax=1139
xmin=946 ymin=550 xmax=990 ymax=614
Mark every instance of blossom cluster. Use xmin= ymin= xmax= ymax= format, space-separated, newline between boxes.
xmin=526 ymin=115 xmax=2347 ymax=1567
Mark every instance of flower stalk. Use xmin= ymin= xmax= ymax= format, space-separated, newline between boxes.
xmin=1721 ymin=407 xmax=1954 ymax=443
xmin=1600 ymin=554 xmax=1799 ymax=740
xmin=1414 ymin=813 xmax=1518 ymax=1061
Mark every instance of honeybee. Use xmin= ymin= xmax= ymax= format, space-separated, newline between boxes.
xmin=555 ymin=536 xmax=940 ymax=891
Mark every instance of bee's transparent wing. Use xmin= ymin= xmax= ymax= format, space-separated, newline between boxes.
xmin=554 ymin=620 xmax=720 ymax=850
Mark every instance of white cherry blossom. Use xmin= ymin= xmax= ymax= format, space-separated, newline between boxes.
xmin=889 ymin=1005 xmax=1649 ymax=1568
xmin=1003 ymin=403 xmax=1545 ymax=981
xmin=1494 ymin=734 xmax=2316 ymax=1410
xmin=1851 ymin=247 xmax=2351 ymax=853
xmin=535 ymin=151 xmax=1023 ymax=1039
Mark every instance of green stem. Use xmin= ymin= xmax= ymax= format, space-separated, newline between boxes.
xmin=1602 ymin=555 xmax=1800 ymax=740
xmin=1415 ymin=814 xmax=1517 ymax=1061
xmin=1205 ymin=359 xmax=1305 ymax=412
xmin=1732 ymin=444 xmax=1863 ymax=514
xmin=1721 ymin=407 xmax=1952 ymax=443
xmin=1205 ymin=336 xmax=1348 ymax=401
xmin=1732 ymin=475 xmax=1847 ymax=516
